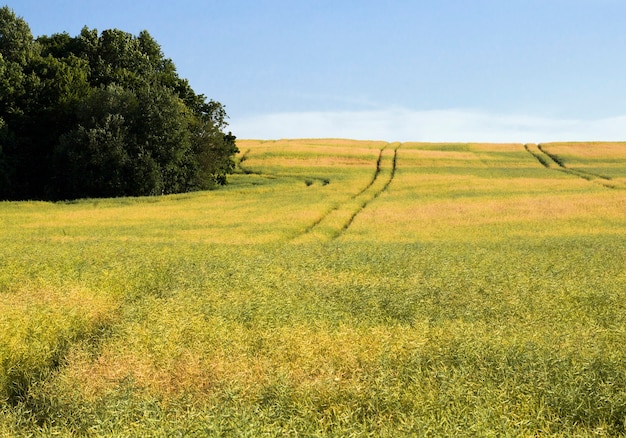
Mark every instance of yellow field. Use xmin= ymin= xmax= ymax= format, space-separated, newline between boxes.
xmin=1 ymin=139 xmax=626 ymax=436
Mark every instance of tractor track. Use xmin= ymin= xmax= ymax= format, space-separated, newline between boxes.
xmin=237 ymin=148 xmax=330 ymax=186
xmin=297 ymin=146 xmax=390 ymax=236
xmin=291 ymin=143 xmax=400 ymax=243
xmin=339 ymin=146 xmax=399 ymax=235
xmin=523 ymin=144 xmax=551 ymax=168
xmin=352 ymin=147 xmax=386 ymax=197
xmin=524 ymin=143 xmax=620 ymax=189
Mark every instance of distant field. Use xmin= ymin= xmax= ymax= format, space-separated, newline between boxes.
xmin=1 ymin=139 xmax=626 ymax=436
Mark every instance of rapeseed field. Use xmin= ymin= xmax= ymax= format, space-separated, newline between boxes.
xmin=1 ymin=140 xmax=625 ymax=436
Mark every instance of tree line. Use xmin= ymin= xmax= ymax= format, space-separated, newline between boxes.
xmin=0 ymin=6 xmax=237 ymax=200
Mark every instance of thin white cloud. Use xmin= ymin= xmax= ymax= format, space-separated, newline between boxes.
xmin=230 ymin=109 xmax=626 ymax=143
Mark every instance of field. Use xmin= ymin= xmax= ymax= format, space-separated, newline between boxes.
xmin=1 ymin=139 xmax=626 ymax=436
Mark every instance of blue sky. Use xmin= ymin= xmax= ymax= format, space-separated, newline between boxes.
xmin=9 ymin=0 xmax=626 ymax=142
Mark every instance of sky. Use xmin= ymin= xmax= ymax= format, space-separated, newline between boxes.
xmin=9 ymin=0 xmax=626 ymax=142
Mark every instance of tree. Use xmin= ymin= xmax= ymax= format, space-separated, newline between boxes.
xmin=0 ymin=6 xmax=38 ymax=198
xmin=53 ymin=85 xmax=135 ymax=198
xmin=190 ymin=111 xmax=239 ymax=188
xmin=0 ymin=7 xmax=237 ymax=200
xmin=0 ymin=6 xmax=36 ymax=66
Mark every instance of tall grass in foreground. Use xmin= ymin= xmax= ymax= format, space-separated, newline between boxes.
xmin=1 ymin=140 xmax=626 ymax=436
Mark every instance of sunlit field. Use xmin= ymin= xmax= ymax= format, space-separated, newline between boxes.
xmin=1 ymin=139 xmax=625 ymax=436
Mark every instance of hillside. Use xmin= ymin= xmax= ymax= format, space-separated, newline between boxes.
xmin=1 ymin=140 xmax=625 ymax=435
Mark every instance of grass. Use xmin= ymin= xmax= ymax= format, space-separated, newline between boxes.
xmin=1 ymin=139 xmax=625 ymax=436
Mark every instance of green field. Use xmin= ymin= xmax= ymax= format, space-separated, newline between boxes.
xmin=1 ymin=139 xmax=626 ymax=436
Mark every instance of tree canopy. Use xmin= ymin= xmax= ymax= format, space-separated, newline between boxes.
xmin=0 ymin=6 xmax=237 ymax=200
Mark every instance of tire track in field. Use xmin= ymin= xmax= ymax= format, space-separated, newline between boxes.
xmin=524 ymin=143 xmax=621 ymax=189
xmin=236 ymin=148 xmax=259 ymax=176
xmin=338 ymin=144 xmax=400 ymax=237
xmin=523 ymin=144 xmax=551 ymax=168
xmin=293 ymin=146 xmax=388 ymax=240
xmin=237 ymin=148 xmax=330 ymax=186
xmin=352 ymin=146 xmax=386 ymax=197
xmin=291 ymin=143 xmax=400 ymax=243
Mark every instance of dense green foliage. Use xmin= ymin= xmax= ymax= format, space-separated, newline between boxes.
xmin=0 ymin=6 xmax=237 ymax=200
